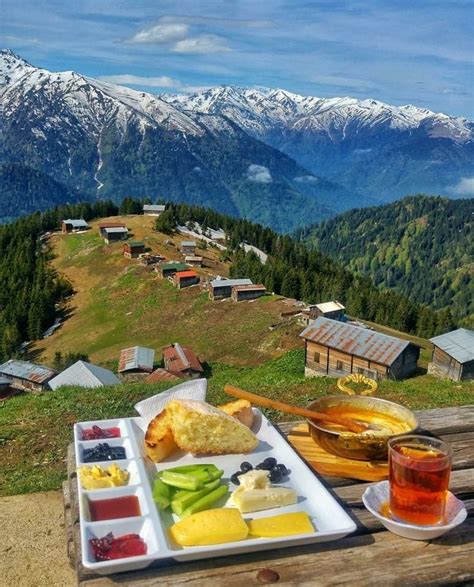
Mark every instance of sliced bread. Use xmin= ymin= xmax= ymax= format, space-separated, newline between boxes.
xmin=166 ymin=399 xmax=258 ymax=455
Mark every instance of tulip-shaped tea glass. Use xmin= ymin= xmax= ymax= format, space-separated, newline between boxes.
xmin=388 ymin=435 xmax=452 ymax=525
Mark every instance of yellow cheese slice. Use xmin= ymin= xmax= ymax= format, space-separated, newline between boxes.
xmin=169 ymin=508 xmax=249 ymax=546
xmin=247 ymin=512 xmax=315 ymax=537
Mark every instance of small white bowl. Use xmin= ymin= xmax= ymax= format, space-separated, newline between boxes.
xmin=362 ymin=480 xmax=467 ymax=540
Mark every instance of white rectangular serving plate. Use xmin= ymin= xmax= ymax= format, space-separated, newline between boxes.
xmin=74 ymin=411 xmax=356 ymax=574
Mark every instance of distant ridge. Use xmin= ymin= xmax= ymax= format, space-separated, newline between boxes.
xmin=300 ymin=195 xmax=474 ymax=324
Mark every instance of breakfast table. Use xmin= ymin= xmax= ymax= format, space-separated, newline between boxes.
xmin=63 ymin=404 xmax=474 ymax=586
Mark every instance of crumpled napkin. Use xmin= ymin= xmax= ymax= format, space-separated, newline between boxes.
xmin=134 ymin=377 xmax=207 ymax=424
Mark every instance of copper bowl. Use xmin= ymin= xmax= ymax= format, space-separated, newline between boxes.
xmin=306 ymin=395 xmax=419 ymax=461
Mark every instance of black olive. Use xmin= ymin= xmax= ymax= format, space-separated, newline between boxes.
xmin=240 ymin=461 xmax=253 ymax=473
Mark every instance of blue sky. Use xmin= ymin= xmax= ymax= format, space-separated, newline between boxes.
xmin=2 ymin=0 xmax=473 ymax=118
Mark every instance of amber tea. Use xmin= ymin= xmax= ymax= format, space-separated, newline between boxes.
xmin=388 ymin=435 xmax=452 ymax=526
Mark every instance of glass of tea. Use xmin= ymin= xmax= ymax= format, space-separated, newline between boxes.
xmin=388 ymin=435 xmax=452 ymax=526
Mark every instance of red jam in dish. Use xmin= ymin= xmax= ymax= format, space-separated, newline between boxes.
xmin=89 ymin=495 xmax=141 ymax=521
xmin=81 ymin=425 xmax=121 ymax=440
xmin=90 ymin=532 xmax=147 ymax=561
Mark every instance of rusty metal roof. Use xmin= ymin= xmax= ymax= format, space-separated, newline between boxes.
xmin=430 ymin=328 xmax=474 ymax=363
xmin=118 ymin=346 xmax=155 ymax=372
xmin=300 ymin=317 xmax=415 ymax=366
xmin=145 ymin=368 xmax=181 ymax=383
xmin=163 ymin=343 xmax=203 ymax=373
xmin=0 ymin=359 xmax=56 ymax=384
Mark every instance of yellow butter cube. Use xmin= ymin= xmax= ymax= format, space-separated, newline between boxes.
xmin=247 ymin=512 xmax=314 ymax=538
xmin=169 ymin=508 xmax=249 ymax=546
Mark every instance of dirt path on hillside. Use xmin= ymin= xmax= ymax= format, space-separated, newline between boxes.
xmin=0 ymin=491 xmax=75 ymax=587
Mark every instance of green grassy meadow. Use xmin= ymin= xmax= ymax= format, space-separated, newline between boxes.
xmin=1 ymin=349 xmax=472 ymax=497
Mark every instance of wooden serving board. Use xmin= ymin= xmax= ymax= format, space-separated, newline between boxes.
xmin=287 ymin=423 xmax=389 ymax=482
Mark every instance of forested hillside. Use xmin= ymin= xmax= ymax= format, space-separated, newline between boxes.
xmin=0 ymin=163 xmax=81 ymax=221
xmin=0 ymin=199 xmax=457 ymax=361
xmin=163 ymin=203 xmax=455 ymax=336
xmin=300 ymin=196 xmax=473 ymax=326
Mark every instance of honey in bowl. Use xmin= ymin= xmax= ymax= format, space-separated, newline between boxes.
xmin=389 ymin=436 xmax=452 ymax=526
xmin=315 ymin=405 xmax=413 ymax=436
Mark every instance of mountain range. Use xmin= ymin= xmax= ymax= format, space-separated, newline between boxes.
xmin=169 ymin=87 xmax=473 ymax=203
xmin=1 ymin=49 xmax=473 ymax=230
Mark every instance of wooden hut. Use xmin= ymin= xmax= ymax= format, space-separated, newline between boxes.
xmin=180 ymin=241 xmax=197 ymax=255
xmin=209 ymin=278 xmax=253 ymax=300
xmin=98 ymin=222 xmax=127 ymax=237
xmin=172 ymin=270 xmax=200 ymax=289
xmin=300 ymin=317 xmax=420 ymax=380
xmin=157 ymin=262 xmax=188 ymax=279
xmin=103 ymin=227 xmax=128 ymax=243
xmin=143 ymin=204 xmax=166 ymax=216
xmin=184 ymin=255 xmax=203 ymax=267
xmin=300 ymin=301 xmax=345 ymax=326
xmin=428 ymin=329 xmax=474 ymax=381
xmin=162 ymin=343 xmax=203 ymax=379
xmin=231 ymin=284 xmax=266 ymax=302
xmin=0 ymin=360 xmax=56 ymax=392
xmin=118 ymin=346 xmax=155 ymax=374
xmin=62 ymin=219 xmax=89 ymax=233
xmin=124 ymin=241 xmax=145 ymax=259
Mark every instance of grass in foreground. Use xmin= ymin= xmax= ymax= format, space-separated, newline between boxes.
xmin=1 ymin=350 xmax=472 ymax=497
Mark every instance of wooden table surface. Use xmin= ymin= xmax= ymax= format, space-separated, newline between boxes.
xmin=64 ymin=405 xmax=474 ymax=586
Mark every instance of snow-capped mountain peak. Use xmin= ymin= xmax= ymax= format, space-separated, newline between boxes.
xmin=0 ymin=48 xmax=36 ymax=86
xmin=166 ymin=85 xmax=472 ymax=143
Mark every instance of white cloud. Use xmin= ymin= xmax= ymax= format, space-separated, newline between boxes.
xmin=246 ymin=164 xmax=272 ymax=183
xmin=451 ymin=177 xmax=474 ymax=196
xmin=294 ymin=175 xmax=318 ymax=184
xmin=129 ymin=23 xmax=189 ymax=44
xmin=172 ymin=34 xmax=231 ymax=54
xmin=98 ymin=74 xmax=182 ymax=88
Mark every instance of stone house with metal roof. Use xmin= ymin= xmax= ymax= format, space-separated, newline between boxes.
xmin=428 ymin=328 xmax=474 ymax=381
xmin=300 ymin=317 xmax=420 ymax=380
xmin=0 ymin=359 xmax=56 ymax=392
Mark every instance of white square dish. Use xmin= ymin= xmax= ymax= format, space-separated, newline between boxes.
xmin=74 ymin=410 xmax=357 ymax=574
